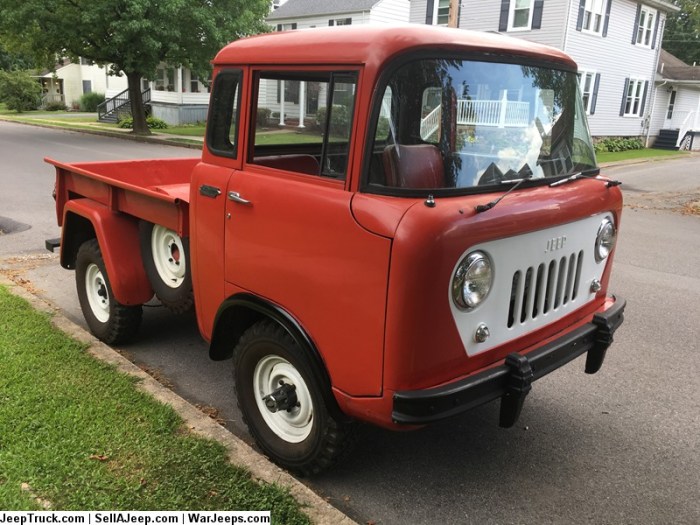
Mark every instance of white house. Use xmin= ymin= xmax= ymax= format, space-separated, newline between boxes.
xmin=648 ymin=49 xmax=700 ymax=151
xmin=37 ymin=58 xmax=127 ymax=109
xmin=267 ymin=0 xmax=410 ymax=29
xmin=409 ymin=0 xmax=680 ymax=142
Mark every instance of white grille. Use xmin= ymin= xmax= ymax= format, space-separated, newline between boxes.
xmin=507 ymin=250 xmax=584 ymax=328
xmin=449 ymin=213 xmax=613 ymax=356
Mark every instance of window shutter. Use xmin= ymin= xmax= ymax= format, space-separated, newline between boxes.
xmin=590 ymin=73 xmax=601 ymax=115
xmin=632 ymin=4 xmax=641 ymax=44
xmin=620 ymin=78 xmax=630 ymax=116
xmin=602 ymin=0 xmax=612 ymax=37
xmin=576 ymin=0 xmax=585 ymax=32
xmin=426 ymin=0 xmax=435 ymax=25
xmin=639 ymin=81 xmax=649 ymax=115
xmin=499 ymin=0 xmax=510 ymax=31
xmin=651 ymin=14 xmax=660 ymax=48
xmin=532 ymin=0 xmax=544 ymax=29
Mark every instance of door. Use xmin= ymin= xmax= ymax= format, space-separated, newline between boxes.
xmin=190 ymin=67 xmax=245 ymax=340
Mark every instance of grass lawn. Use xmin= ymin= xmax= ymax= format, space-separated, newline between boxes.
xmin=597 ymin=148 xmax=687 ymax=163
xmin=0 ymin=285 xmax=309 ymax=522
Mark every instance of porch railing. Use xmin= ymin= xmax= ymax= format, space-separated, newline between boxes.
xmin=676 ymin=111 xmax=697 ymax=149
xmin=40 ymin=93 xmax=65 ymax=108
xmin=97 ymin=88 xmax=151 ymax=122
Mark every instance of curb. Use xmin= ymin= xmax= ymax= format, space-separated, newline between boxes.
xmin=0 ymin=273 xmax=357 ymax=525
xmin=0 ymin=116 xmax=204 ymax=150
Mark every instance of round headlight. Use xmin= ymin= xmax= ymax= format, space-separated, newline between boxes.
xmin=595 ymin=218 xmax=616 ymax=262
xmin=452 ymin=251 xmax=493 ymax=310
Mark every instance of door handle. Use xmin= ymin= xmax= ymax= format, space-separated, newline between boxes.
xmin=227 ymin=191 xmax=252 ymax=206
xmin=199 ymin=184 xmax=221 ymax=198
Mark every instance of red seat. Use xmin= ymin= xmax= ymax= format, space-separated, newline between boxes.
xmin=382 ymin=144 xmax=445 ymax=189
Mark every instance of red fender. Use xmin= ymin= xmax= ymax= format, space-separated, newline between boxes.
xmin=61 ymin=199 xmax=153 ymax=305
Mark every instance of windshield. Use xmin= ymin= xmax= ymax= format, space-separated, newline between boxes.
xmin=366 ymin=58 xmax=597 ymax=192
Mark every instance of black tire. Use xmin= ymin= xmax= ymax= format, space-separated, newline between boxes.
xmin=233 ymin=320 xmax=356 ymax=476
xmin=75 ymin=239 xmax=142 ymax=345
xmin=139 ymin=221 xmax=193 ymax=314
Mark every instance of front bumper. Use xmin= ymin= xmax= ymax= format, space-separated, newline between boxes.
xmin=393 ymin=296 xmax=626 ymax=427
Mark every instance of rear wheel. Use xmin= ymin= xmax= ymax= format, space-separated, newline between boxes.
xmin=233 ymin=320 xmax=356 ymax=476
xmin=75 ymin=239 xmax=142 ymax=344
xmin=139 ymin=221 xmax=193 ymax=313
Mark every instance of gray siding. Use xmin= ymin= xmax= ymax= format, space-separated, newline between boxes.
xmin=458 ymin=0 xmax=568 ymax=49
xmin=410 ymin=0 xmax=429 ymax=24
xmin=371 ymin=0 xmax=410 ymax=23
xmin=564 ymin=0 xmax=665 ymax=137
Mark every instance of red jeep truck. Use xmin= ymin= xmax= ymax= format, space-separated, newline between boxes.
xmin=48 ymin=26 xmax=625 ymax=475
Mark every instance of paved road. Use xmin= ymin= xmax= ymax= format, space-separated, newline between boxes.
xmin=1 ymin=121 xmax=699 ymax=524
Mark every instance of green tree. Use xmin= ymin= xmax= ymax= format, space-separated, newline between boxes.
xmin=0 ymin=44 xmax=35 ymax=71
xmin=0 ymin=0 xmax=269 ymax=134
xmin=0 ymin=70 xmax=42 ymax=111
xmin=664 ymin=0 xmax=700 ymax=65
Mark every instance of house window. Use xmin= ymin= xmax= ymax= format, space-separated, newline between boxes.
xmin=621 ymin=78 xmax=648 ymax=117
xmin=582 ymin=0 xmax=605 ymax=34
xmin=329 ymin=18 xmax=352 ymax=26
xmin=431 ymin=0 xmax=450 ymax=26
xmin=666 ymin=90 xmax=676 ymax=120
xmin=509 ymin=0 xmax=534 ymax=30
xmin=82 ymin=80 xmax=92 ymax=94
xmin=578 ymin=70 xmax=599 ymax=115
xmin=635 ymin=6 xmax=656 ymax=47
xmin=276 ymin=23 xmax=297 ymax=31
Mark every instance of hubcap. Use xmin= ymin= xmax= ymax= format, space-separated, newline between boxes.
xmin=253 ymin=355 xmax=313 ymax=443
xmin=85 ymin=263 xmax=110 ymax=323
xmin=151 ymin=225 xmax=186 ymax=288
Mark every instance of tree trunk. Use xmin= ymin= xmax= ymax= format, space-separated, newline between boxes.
xmin=127 ymin=72 xmax=150 ymax=136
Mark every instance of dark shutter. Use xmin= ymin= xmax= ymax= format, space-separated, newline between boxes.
xmin=532 ymin=0 xmax=544 ymax=29
xmin=639 ymin=81 xmax=649 ymax=115
xmin=651 ymin=13 xmax=660 ymax=48
xmin=498 ymin=0 xmax=510 ymax=31
xmin=620 ymin=78 xmax=630 ymax=116
xmin=426 ymin=0 xmax=435 ymax=25
xmin=602 ymin=0 xmax=612 ymax=37
xmin=590 ymin=74 xmax=601 ymax=115
xmin=576 ymin=0 xmax=585 ymax=31
xmin=632 ymin=4 xmax=641 ymax=44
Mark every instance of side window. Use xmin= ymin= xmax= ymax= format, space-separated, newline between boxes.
xmin=206 ymin=69 xmax=242 ymax=158
xmin=250 ymin=70 xmax=358 ymax=180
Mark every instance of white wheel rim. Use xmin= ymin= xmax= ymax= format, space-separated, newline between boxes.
xmin=151 ymin=225 xmax=186 ymax=288
xmin=85 ymin=263 xmax=110 ymax=323
xmin=253 ymin=355 xmax=314 ymax=443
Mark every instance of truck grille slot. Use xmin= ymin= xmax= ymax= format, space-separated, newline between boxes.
xmin=508 ymin=250 xmax=584 ymax=328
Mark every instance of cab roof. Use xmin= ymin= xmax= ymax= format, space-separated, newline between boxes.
xmin=213 ymin=25 xmax=577 ymax=71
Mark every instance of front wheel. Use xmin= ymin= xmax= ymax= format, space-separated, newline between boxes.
xmin=75 ymin=239 xmax=142 ymax=344
xmin=233 ymin=320 xmax=356 ymax=476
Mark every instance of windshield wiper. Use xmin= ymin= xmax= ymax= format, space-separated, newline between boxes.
xmin=475 ymin=174 xmax=531 ymax=213
xmin=550 ymin=171 xmax=621 ymax=188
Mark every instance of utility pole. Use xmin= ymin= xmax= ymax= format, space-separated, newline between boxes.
xmin=448 ymin=0 xmax=460 ymax=28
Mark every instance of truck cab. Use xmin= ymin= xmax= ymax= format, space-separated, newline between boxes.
xmin=51 ymin=25 xmax=625 ymax=475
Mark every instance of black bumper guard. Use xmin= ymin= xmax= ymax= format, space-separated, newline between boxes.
xmin=393 ymin=297 xmax=626 ymax=428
